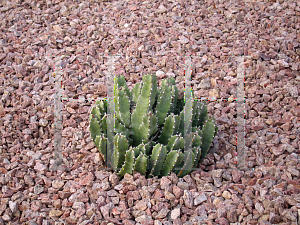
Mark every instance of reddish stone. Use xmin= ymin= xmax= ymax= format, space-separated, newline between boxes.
xmin=215 ymin=217 xmax=229 ymax=225
xmin=63 ymin=118 xmax=77 ymax=127
xmin=252 ymin=124 xmax=264 ymax=131
xmin=132 ymin=190 xmax=141 ymax=200
xmin=120 ymin=209 xmax=132 ymax=220
xmin=126 ymin=191 xmax=134 ymax=200
xmin=156 ymin=37 xmax=166 ymax=43
xmin=123 ymin=220 xmax=135 ymax=225
xmin=79 ymin=172 xmax=95 ymax=186
xmin=62 ymin=209 xmax=71 ymax=218
xmin=62 ymin=201 xmax=73 ymax=208
xmin=262 ymin=175 xmax=277 ymax=182
xmin=77 ymin=192 xmax=89 ymax=202
xmin=58 ymin=191 xmax=71 ymax=199
xmin=66 ymin=216 xmax=77 ymax=224
xmin=111 ymin=207 xmax=121 ymax=216
xmin=152 ymin=189 xmax=164 ymax=199
xmin=253 ymin=103 xmax=266 ymax=112
xmin=127 ymin=185 xmax=137 ymax=191
xmin=248 ymin=220 xmax=259 ymax=225
xmin=119 ymin=201 xmax=127 ymax=210
xmin=200 ymin=171 xmax=213 ymax=181
xmin=31 ymin=203 xmax=40 ymax=212
xmin=2 ymin=189 xmax=15 ymax=198
xmin=145 ymin=208 xmax=151 ymax=216
xmin=75 ymin=207 xmax=86 ymax=218
xmin=121 ymin=186 xmax=129 ymax=194
xmin=272 ymin=146 xmax=285 ymax=156
xmin=273 ymin=182 xmax=286 ymax=189
xmin=129 ymin=5 xmax=139 ymax=11
xmin=278 ymin=165 xmax=287 ymax=171
xmin=181 ymin=206 xmax=194 ymax=216
xmin=78 ymin=106 xmax=89 ymax=114
xmin=172 ymin=185 xmax=184 ymax=199
xmin=231 ymin=169 xmax=243 ymax=183
xmin=229 ymin=184 xmax=245 ymax=194
xmin=154 ymin=202 xmax=167 ymax=213
xmin=290 ymin=107 xmax=300 ymax=117
xmin=256 ymin=89 xmax=268 ymax=95
xmin=207 ymin=165 xmax=215 ymax=171
xmin=180 ymin=214 xmax=188 ymax=223
xmin=248 ymin=178 xmax=257 ymax=186
xmin=0 ymin=167 xmax=7 ymax=174
xmin=173 ymin=218 xmax=183 ymax=225
xmin=291 ymin=185 xmax=300 ymax=193
xmin=205 ymin=221 xmax=217 ymax=225
xmin=286 ymin=179 xmax=300 ymax=185
xmin=222 ymin=107 xmax=230 ymax=114
xmin=53 ymin=194 xmax=59 ymax=200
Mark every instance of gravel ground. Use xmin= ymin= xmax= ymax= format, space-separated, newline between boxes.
xmin=0 ymin=0 xmax=300 ymax=224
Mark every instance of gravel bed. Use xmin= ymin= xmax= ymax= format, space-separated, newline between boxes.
xmin=0 ymin=0 xmax=300 ymax=224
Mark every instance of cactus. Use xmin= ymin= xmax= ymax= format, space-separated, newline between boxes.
xmin=89 ymin=74 xmax=218 ymax=178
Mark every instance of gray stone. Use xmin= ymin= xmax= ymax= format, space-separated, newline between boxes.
xmin=183 ymin=190 xmax=193 ymax=208
xmin=34 ymin=184 xmax=44 ymax=195
xmin=194 ymin=193 xmax=207 ymax=205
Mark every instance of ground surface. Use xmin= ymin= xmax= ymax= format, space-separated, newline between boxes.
xmin=0 ymin=0 xmax=300 ymax=224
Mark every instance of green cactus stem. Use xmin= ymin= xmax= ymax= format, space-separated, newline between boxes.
xmin=89 ymin=73 xmax=218 ymax=179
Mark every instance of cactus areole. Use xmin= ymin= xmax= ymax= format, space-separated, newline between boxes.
xmin=89 ymin=74 xmax=218 ymax=178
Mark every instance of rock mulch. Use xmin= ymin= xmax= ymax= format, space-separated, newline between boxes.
xmin=0 ymin=0 xmax=300 ymax=224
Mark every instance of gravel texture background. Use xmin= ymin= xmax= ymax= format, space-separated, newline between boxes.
xmin=0 ymin=0 xmax=300 ymax=224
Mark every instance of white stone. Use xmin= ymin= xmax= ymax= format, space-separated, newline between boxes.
xmin=156 ymin=70 xmax=165 ymax=78
xmin=171 ymin=208 xmax=180 ymax=220
xmin=9 ymin=201 xmax=17 ymax=213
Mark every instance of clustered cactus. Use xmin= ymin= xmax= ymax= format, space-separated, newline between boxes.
xmin=89 ymin=74 xmax=218 ymax=178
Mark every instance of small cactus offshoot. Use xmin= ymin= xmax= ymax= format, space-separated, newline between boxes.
xmin=89 ymin=74 xmax=218 ymax=178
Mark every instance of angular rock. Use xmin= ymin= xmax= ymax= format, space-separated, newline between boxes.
xmin=194 ymin=193 xmax=207 ymax=206
xmin=49 ymin=209 xmax=63 ymax=217
xmin=172 ymin=186 xmax=184 ymax=199
xmin=171 ymin=208 xmax=180 ymax=220
xmin=183 ymin=190 xmax=193 ymax=208
xmin=52 ymin=180 xmax=65 ymax=189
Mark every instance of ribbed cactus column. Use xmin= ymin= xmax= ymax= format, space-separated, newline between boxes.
xmin=177 ymin=56 xmax=194 ymax=177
